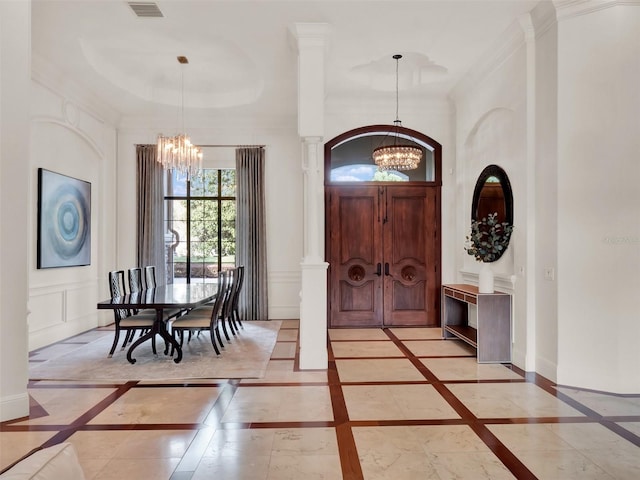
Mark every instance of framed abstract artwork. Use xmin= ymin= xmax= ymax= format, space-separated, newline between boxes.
xmin=37 ymin=168 xmax=91 ymax=268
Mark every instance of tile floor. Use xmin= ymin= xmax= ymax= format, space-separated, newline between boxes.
xmin=2 ymin=320 xmax=640 ymax=479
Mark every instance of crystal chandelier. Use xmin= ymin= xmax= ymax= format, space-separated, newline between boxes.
xmin=157 ymin=56 xmax=203 ymax=177
xmin=372 ymin=54 xmax=422 ymax=171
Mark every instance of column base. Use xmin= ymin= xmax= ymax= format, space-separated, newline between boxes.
xmin=299 ymin=260 xmax=329 ymax=370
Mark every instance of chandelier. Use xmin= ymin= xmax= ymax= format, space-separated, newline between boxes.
xmin=372 ymin=54 xmax=422 ymax=171
xmin=157 ymin=56 xmax=203 ymax=177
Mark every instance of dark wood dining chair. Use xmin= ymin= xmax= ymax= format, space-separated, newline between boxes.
xmin=230 ymin=265 xmax=245 ymax=329
xmin=217 ymin=267 xmax=238 ymax=341
xmin=170 ymin=271 xmax=228 ymax=356
xmin=107 ymin=270 xmax=157 ymax=357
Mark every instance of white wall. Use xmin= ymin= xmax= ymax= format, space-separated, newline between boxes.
xmin=451 ymin=2 xmax=640 ymax=393
xmin=0 ymin=0 xmax=31 ymax=422
xmin=28 ymin=56 xmax=118 ymax=345
xmin=451 ymin=23 xmax=529 ymax=371
xmin=555 ymin=4 xmax=640 ymax=392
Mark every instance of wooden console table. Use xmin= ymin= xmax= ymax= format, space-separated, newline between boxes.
xmin=441 ymin=284 xmax=511 ymax=363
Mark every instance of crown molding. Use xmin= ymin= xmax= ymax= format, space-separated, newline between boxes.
xmin=554 ymin=0 xmax=640 ymax=21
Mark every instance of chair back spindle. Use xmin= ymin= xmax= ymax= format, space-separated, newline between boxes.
xmin=128 ymin=267 xmax=144 ymax=293
xmin=108 ymin=270 xmax=129 ymax=321
xmin=231 ymin=265 xmax=245 ymax=326
xmin=144 ymin=265 xmax=157 ymax=289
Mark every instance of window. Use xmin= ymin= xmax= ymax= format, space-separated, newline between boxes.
xmin=328 ymin=131 xmax=435 ymax=183
xmin=164 ymin=169 xmax=236 ymax=283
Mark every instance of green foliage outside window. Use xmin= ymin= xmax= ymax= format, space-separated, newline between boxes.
xmin=166 ymin=169 xmax=236 ymax=281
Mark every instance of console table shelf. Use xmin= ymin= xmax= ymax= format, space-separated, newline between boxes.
xmin=441 ymin=284 xmax=511 ymax=363
xmin=444 ymin=325 xmax=478 ymax=347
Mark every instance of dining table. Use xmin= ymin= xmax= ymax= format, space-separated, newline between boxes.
xmin=97 ymin=282 xmax=218 ymax=364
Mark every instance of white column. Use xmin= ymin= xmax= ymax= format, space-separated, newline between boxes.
xmin=518 ymin=13 xmax=537 ymax=373
xmin=0 ymin=0 xmax=31 ymax=421
xmin=299 ymin=137 xmax=328 ymax=368
xmin=290 ymin=24 xmax=330 ymax=369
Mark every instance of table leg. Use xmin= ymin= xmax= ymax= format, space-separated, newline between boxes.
xmin=126 ymin=327 xmax=155 ymax=364
xmin=156 ymin=309 xmax=183 ymax=364
xmin=125 ymin=309 xmax=182 ymax=364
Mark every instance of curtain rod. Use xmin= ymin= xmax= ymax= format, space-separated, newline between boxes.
xmin=198 ymin=144 xmax=265 ymax=148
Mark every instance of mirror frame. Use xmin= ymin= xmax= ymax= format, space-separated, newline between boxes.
xmin=471 ymin=164 xmax=513 ymax=261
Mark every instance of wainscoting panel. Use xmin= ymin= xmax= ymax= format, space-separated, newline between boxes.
xmin=28 ymin=281 xmax=100 ymax=350
xmin=28 ymin=289 xmax=64 ymax=332
xmin=65 ymin=282 xmax=99 ymax=323
xmin=268 ymin=270 xmax=301 ymax=319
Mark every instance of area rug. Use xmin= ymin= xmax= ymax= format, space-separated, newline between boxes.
xmin=29 ymin=321 xmax=281 ymax=381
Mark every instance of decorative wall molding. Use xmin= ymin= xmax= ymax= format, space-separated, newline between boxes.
xmin=29 ymin=278 xmax=99 ymax=294
xmin=29 ymin=280 xmax=99 ymax=332
xmin=32 ymin=53 xmax=120 ymax=126
xmin=460 ymin=269 xmax=516 ymax=295
xmin=32 ymin=116 xmax=105 ymax=159
xmin=31 ymin=73 xmax=110 ymax=158
xmin=268 ymin=270 xmax=302 ymax=320
xmin=554 ymin=0 xmax=640 ymax=21
xmin=268 ymin=306 xmax=300 ymax=320
xmin=268 ymin=270 xmax=302 ymax=284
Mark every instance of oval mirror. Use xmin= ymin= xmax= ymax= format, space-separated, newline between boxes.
xmin=471 ymin=164 xmax=513 ymax=261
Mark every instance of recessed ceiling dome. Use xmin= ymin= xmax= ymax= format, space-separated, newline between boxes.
xmin=79 ymin=33 xmax=263 ymax=108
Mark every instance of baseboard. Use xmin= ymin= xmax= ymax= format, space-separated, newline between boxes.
xmin=268 ymin=305 xmax=301 ymax=319
xmin=535 ymin=354 xmax=558 ymax=383
xmin=0 ymin=391 xmax=29 ymax=422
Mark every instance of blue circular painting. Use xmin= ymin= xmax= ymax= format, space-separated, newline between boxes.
xmin=38 ymin=169 xmax=91 ymax=268
xmin=46 ymin=184 xmax=89 ymax=259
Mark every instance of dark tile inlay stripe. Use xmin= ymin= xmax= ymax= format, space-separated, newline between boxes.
xmin=531 ymin=374 xmax=640 ymax=447
xmin=384 ymin=328 xmax=538 ymax=480
xmin=0 ymin=382 xmax=139 ymax=474
xmin=328 ymin=343 xmax=365 ymax=480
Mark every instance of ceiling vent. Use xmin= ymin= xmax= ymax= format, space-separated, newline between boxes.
xmin=127 ymin=2 xmax=164 ymax=18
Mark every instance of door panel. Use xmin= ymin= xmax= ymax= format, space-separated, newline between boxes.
xmin=328 ymin=185 xmax=439 ymax=328
xmin=383 ymin=186 xmax=437 ymax=326
xmin=328 ymin=186 xmax=383 ymax=327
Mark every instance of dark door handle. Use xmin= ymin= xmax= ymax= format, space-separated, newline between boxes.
xmin=384 ymin=263 xmax=390 ymax=276
xmin=376 ymin=263 xmax=382 ymax=276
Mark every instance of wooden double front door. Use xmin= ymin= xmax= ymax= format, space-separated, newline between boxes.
xmin=327 ymin=185 xmax=440 ymax=328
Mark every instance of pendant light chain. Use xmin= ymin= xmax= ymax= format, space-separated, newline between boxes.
xmin=181 ymin=67 xmax=185 ymax=134
xmin=372 ymin=54 xmax=423 ymax=171
xmin=395 ymin=54 xmax=400 ymax=124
